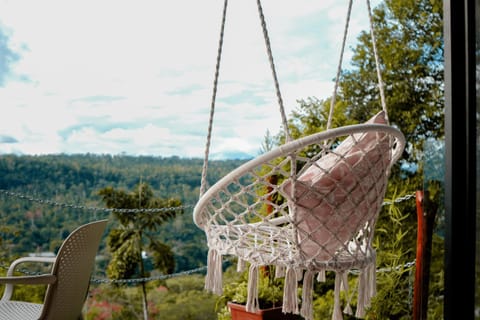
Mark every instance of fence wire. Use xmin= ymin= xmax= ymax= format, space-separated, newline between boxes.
xmin=0 ymin=189 xmax=416 ymax=284
xmin=0 ymin=189 xmax=193 ymax=213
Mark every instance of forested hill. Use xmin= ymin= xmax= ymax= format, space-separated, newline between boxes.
xmin=0 ymin=153 xmax=247 ymax=272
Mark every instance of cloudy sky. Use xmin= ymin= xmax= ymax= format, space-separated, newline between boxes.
xmin=0 ymin=0 xmax=380 ymax=159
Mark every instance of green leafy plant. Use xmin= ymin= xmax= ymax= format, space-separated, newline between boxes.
xmin=223 ymin=265 xmax=284 ymax=308
xmin=216 ymin=264 xmax=285 ymax=312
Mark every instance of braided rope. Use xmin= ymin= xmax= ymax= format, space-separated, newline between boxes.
xmin=327 ymin=0 xmax=353 ymax=130
xmin=201 ymin=0 xmax=291 ymax=198
xmin=200 ymin=0 xmax=229 ymax=197
xmin=256 ymin=0 xmax=290 ymax=142
xmin=366 ymin=0 xmax=388 ymax=121
xmin=328 ymin=0 xmax=389 ymax=128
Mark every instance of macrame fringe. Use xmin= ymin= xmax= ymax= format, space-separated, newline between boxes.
xmin=369 ymin=262 xmax=377 ymax=299
xmin=275 ymin=265 xmax=286 ymax=278
xmin=205 ymin=249 xmax=223 ymax=295
xmin=282 ymin=267 xmax=299 ymax=314
xmin=332 ymin=272 xmax=343 ymax=320
xmin=356 ymin=268 xmax=366 ymax=318
xmin=317 ymin=269 xmax=326 ymax=282
xmin=296 ymin=267 xmax=304 ymax=281
xmin=237 ymin=258 xmax=246 ymax=272
xmin=355 ymin=262 xmax=377 ymax=318
xmin=344 ymin=297 xmax=354 ymax=315
xmin=341 ymin=272 xmax=352 ymax=315
xmin=300 ymin=270 xmax=315 ymax=320
xmin=246 ymin=264 xmax=259 ymax=313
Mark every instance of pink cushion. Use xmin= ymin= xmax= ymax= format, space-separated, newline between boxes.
xmin=282 ymin=111 xmax=391 ymax=260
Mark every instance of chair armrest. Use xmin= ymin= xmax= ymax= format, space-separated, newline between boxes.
xmin=0 ymin=274 xmax=57 ymax=285
xmin=1 ymin=256 xmax=57 ymax=301
xmin=6 ymin=257 xmax=56 ymax=276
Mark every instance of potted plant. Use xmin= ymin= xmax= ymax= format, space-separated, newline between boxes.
xmin=217 ymin=264 xmax=303 ymax=320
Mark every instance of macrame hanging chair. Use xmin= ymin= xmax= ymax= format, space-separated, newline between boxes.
xmin=194 ymin=1 xmax=406 ymax=320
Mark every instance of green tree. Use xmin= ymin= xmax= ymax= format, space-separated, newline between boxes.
xmin=269 ymin=0 xmax=444 ymax=318
xmin=153 ymin=275 xmax=219 ymax=320
xmin=98 ymin=182 xmax=183 ymax=320
xmin=339 ymin=0 xmax=443 ymax=165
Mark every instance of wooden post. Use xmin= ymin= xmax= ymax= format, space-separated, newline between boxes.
xmin=413 ymin=189 xmax=438 ymax=320
xmin=413 ymin=190 xmax=424 ymax=320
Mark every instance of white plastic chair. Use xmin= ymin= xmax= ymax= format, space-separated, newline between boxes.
xmin=0 ymin=219 xmax=107 ymax=320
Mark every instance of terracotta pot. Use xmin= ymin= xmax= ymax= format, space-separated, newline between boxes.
xmin=228 ymin=302 xmax=302 ymax=320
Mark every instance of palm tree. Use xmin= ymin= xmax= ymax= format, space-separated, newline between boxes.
xmin=98 ymin=182 xmax=183 ymax=320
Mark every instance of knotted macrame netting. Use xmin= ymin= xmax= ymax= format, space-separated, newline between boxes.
xmin=194 ymin=1 xmax=406 ymax=319
xmin=194 ymin=110 xmax=405 ymax=319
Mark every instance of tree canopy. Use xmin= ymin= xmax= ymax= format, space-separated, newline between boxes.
xmin=264 ymin=0 xmax=445 ymax=318
xmin=340 ymin=0 xmax=444 ymax=163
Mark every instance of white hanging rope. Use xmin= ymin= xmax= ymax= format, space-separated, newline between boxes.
xmin=200 ymin=0 xmax=290 ymax=198
xmin=328 ymin=0 xmax=389 ymax=129
xmin=255 ymin=0 xmax=291 ymax=142
xmin=327 ymin=0 xmax=353 ymax=130
xmin=366 ymin=0 xmax=388 ymax=122
xmin=200 ymin=0 xmax=229 ymax=197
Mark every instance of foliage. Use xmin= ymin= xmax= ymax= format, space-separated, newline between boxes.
xmin=153 ymin=275 xmax=218 ymax=320
xmin=98 ymin=182 xmax=182 ymax=319
xmin=339 ymin=0 xmax=444 ymax=165
xmin=84 ymin=286 xmax=125 ymax=320
xmin=84 ymin=284 xmax=148 ymax=319
xmin=0 ymin=153 xmax=246 ymax=318
xmin=218 ymin=264 xmax=284 ymax=309
xmin=266 ymin=1 xmax=445 ymax=319
xmin=0 ymin=154 xmax=244 ymax=271
xmin=85 ymin=275 xmax=218 ymax=320
xmin=0 ymin=0 xmax=447 ymax=318
xmin=98 ymin=183 xmax=181 ymax=278
xmin=216 ymin=264 xmax=286 ymax=320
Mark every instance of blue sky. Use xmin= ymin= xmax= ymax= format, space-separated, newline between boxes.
xmin=0 ymin=0 xmax=381 ymax=159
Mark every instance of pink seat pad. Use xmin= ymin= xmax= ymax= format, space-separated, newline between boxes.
xmin=282 ymin=111 xmax=391 ymax=260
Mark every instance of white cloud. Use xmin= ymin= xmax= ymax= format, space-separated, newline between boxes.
xmin=0 ymin=0 xmax=383 ymax=158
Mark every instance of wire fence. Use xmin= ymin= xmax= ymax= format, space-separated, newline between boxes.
xmin=0 ymin=188 xmax=417 ymax=284
xmin=0 ymin=188 xmax=413 ymax=214
xmin=0 ymin=189 xmax=194 ymax=213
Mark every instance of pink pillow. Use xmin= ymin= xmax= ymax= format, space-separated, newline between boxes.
xmin=282 ymin=111 xmax=391 ymax=260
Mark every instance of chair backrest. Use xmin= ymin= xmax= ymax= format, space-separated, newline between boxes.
xmin=40 ymin=219 xmax=107 ymax=320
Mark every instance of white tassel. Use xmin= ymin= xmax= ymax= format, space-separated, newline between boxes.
xmin=343 ymin=300 xmax=353 ymax=316
xmin=355 ymin=268 xmax=366 ymax=318
xmin=246 ymin=264 xmax=259 ymax=313
xmin=205 ymin=249 xmax=214 ymax=291
xmin=317 ymin=269 xmax=326 ymax=282
xmin=365 ymin=263 xmax=377 ymax=307
xmin=237 ymin=258 xmax=246 ymax=273
xmin=205 ymin=249 xmax=223 ymax=295
xmin=332 ymin=272 xmax=343 ymax=320
xmin=282 ymin=267 xmax=299 ymax=314
xmin=296 ymin=268 xmax=304 ymax=281
xmin=371 ymin=262 xmax=377 ymax=297
xmin=300 ymin=270 xmax=315 ymax=320
xmin=341 ymin=272 xmax=352 ymax=315
xmin=275 ymin=265 xmax=286 ymax=278
xmin=341 ymin=272 xmax=349 ymax=292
